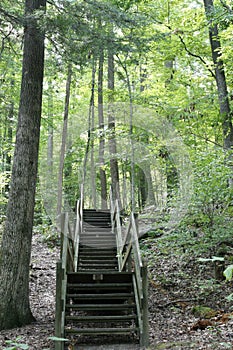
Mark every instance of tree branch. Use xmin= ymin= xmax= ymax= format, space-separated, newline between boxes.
xmin=0 ymin=7 xmax=22 ymax=25
xmin=220 ymin=0 xmax=233 ymax=14
xmin=0 ymin=27 xmax=13 ymax=59
xmin=178 ymin=35 xmax=216 ymax=80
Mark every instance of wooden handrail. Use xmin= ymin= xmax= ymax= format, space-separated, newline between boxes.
xmin=55 ymin=185 xmax=84 ymax=350
xmin=73 ymin=184 xmax=83 ymax=272
xmin=109 ymin=188 xmax=149 ymax=347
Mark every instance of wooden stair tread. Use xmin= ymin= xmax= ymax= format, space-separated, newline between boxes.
xmin=78 ymin=262 xmax=118 ymax=266
xmin=67 ymin=293 xmax=133 ymax=298
xmin=65 ymin=303 xmax=135 ymax=309
xmin=67 ymin=282 xmax=132 ymax=288
xmin=65 ymin=327 xmax=138 ymax=334
xmin=66 ymin=315 xmax=136 ymax=321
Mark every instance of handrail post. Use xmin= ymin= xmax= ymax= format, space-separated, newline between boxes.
xmin=141 ymin=258 xmax=149 ymax=347
xmin=55 ymin=260 xmax=63 ymax=350
xmin=60 ymin=213 xmax=65 ymax=260
xmin=80 ymin=183 xmax=84 ymax=232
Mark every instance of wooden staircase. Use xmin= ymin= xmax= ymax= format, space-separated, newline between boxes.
xmin=55 ymin=197 xmax=149 ymax=349
xmin=78 ymin=209 xmax=117 ymax=271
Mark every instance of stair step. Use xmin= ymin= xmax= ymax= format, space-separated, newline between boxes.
xmin=65 ymin=315 xmax=136 ymax=322
xmin=79 ymin=257 xmax=117 ymax=261
xmin=67 ymin=282 xmax=132 ymax=289
xmin=67 ymin=271 xmax=133 ymax=284
xmin=79 ymin=258 xmax=117 ymax=263
xmin=83 ymin=223 xmax=111 ymax=226
xmin=65 ymin=327 xmax=138 ymax=335
xmin=77 ymin=268 xmax=118 ymax=272
xmin=80 ymin=229 xmax=113 ymax=238
xmin=78 ymin=257 xmax=117 ymax=261
xmin=65 ymin=303 xmax=135 ymax=310
xmin=79 ymin=246 xmax=116 ymax=250
xmin=79 ymin=249 xmax=117 ymax=254
xmin=77 ymin=269 xmax=119 ymax=273
xmin=78 ymin=263 xmax=117 ymax=268
xmin=80 ymin=235 xmax=115 ymax=239
xmin=80 ymin=239 xmax=116 ymax=243
xmin=67 ymin=293 xmax=133 ymax=299
xmin=78 ymin=263 xmax=117 ymax=267
xmin=82 ymin=227 xmax=113 ymax=234
xmin=83 ymin=216 xmax=111 ymax=220
xmin=79 ymin=244 xmax=116 ymax=249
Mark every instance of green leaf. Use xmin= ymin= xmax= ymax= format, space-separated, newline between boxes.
xmin=212 ymin=256 xmax=225 ymax=262
xmin=226 ymin=293 xmax=233 ymax=302
xmin=48 ymin=336 xmax=69 ymax=342
xmin=198 ymin=256 xmax=224 ymax=262
xmin=19 ymin=345 xmax=29 ymax=350
xmin=224 ymin=265 xmax=233 ymax=281
xmin=198 ymin=258 xmax=213 ymax=262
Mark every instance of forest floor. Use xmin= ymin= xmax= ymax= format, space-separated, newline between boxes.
xmin=1 ymin=223 xmax=233 ymax=350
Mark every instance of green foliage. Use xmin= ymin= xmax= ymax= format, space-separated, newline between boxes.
xmin=3 ymin=337 xmax=29 ymax=350
xmin=188 ymin=148 xmax=233 ymax=227
xmin=48 ymin=336 xmax=69 ymax=342
xmin=198 ymin=256 xmax=225 ymax=263
xmin=1 ymin=0 xmax=233 ymax=256
xmin=223 ymin=265 xmax=233 ymax=281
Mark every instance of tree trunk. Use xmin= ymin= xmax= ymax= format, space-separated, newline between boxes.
xmin=108 ymin=47 xmax=121 ymax=207
xmin=47 ymin=80 xmax=54 ymax=175
xmin=203 ymin=0 xmax=233 ymax=150
xmin=139 ymin=66 xmax=155 ymax=207
xmin=0 ymin=0 xmax=46 ymax=330
xmin=4 ymin=96 xmax=14 ymax=195
xmin=98 ymin=49 xmax=107 ymax=209
xmin=56 ymin=65 xmax=72 ymax=219
xmin=83 ymin=57 xmax=96 ymax=207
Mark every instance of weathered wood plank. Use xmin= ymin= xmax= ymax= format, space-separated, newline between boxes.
xmin=141 ymin=258 xmax=149 ymax=347
xmin=55 ymin=260 xmax=63 ymax=350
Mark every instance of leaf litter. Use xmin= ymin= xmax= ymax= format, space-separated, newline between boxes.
xmin=0 ymin=232 xmax=233 ymax=349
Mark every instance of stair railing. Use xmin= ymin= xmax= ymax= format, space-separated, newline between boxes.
xmin=110 ymin=187 xmax=123 ymax=269
xmin=55 ymin=185 xmax=84 ymax=350
xmin=55 ymin=212 xmax=73 ymax=350
xmin=110 ymin=191 xmax=149 ymax=347
xmin=73 ymin=183 xmax=84 ymax=272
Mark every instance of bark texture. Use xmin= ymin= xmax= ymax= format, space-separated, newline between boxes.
xmin=203 ymin=0 xmax=233 ymax=150
xmin=56 ymin=65 xmax=72 ymax=219
xmin=98 ymin=49 xmax=107 ymax=209
xmin=0 ymin=0 xmax=46 ymax=330
xmin=108 ymin=49 xmax=121 ymax=207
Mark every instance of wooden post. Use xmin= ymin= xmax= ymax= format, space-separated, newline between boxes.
xmin=60 ymin=213 xmax=65 ymax=260
xmin=55 ymin=260 xmax=63 ymax=350
xmin=141 ymin=258 xmax=149 ymax=347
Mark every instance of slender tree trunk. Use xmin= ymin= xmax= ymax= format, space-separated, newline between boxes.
xmin=0 ymin=0 xmax=46 ymax=330
xmin=108 ymin=46 xmax=121 ymax=207
xmin=119 ymin=60 xmax=135 ymax=210
xmin=4 ymin=97 xmax=14 ymax=195
xmin=83 ymin=57 xmax=96 ymax=207
xmin=47 ymin=81 xmax=54 ymax=175
xmin=56 ymin=65 xmax=72 ymax=219
xmin=139 ymin=65 xmax=155 ymax=207
xmin=203 ymin=0 xmax=233 ymax=150
xmin=98 ymin=49 xmax=107 ymax=209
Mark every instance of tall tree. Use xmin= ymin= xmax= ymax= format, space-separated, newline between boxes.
xmin=56 ymin=64 xmax=72 ymax=219
xmin=107 ymin=37 xmax=121 ymax=207
xmin=98 ymin=48 xmax=108 ymax=209
xmin=0 ymin=0 xmax=46 ymax=330
xmin=203 ymin=0 xmax=233 ymax=150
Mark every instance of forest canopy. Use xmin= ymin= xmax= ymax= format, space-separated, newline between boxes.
xmin=0 ymin=0 xmax=233 ymax=222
